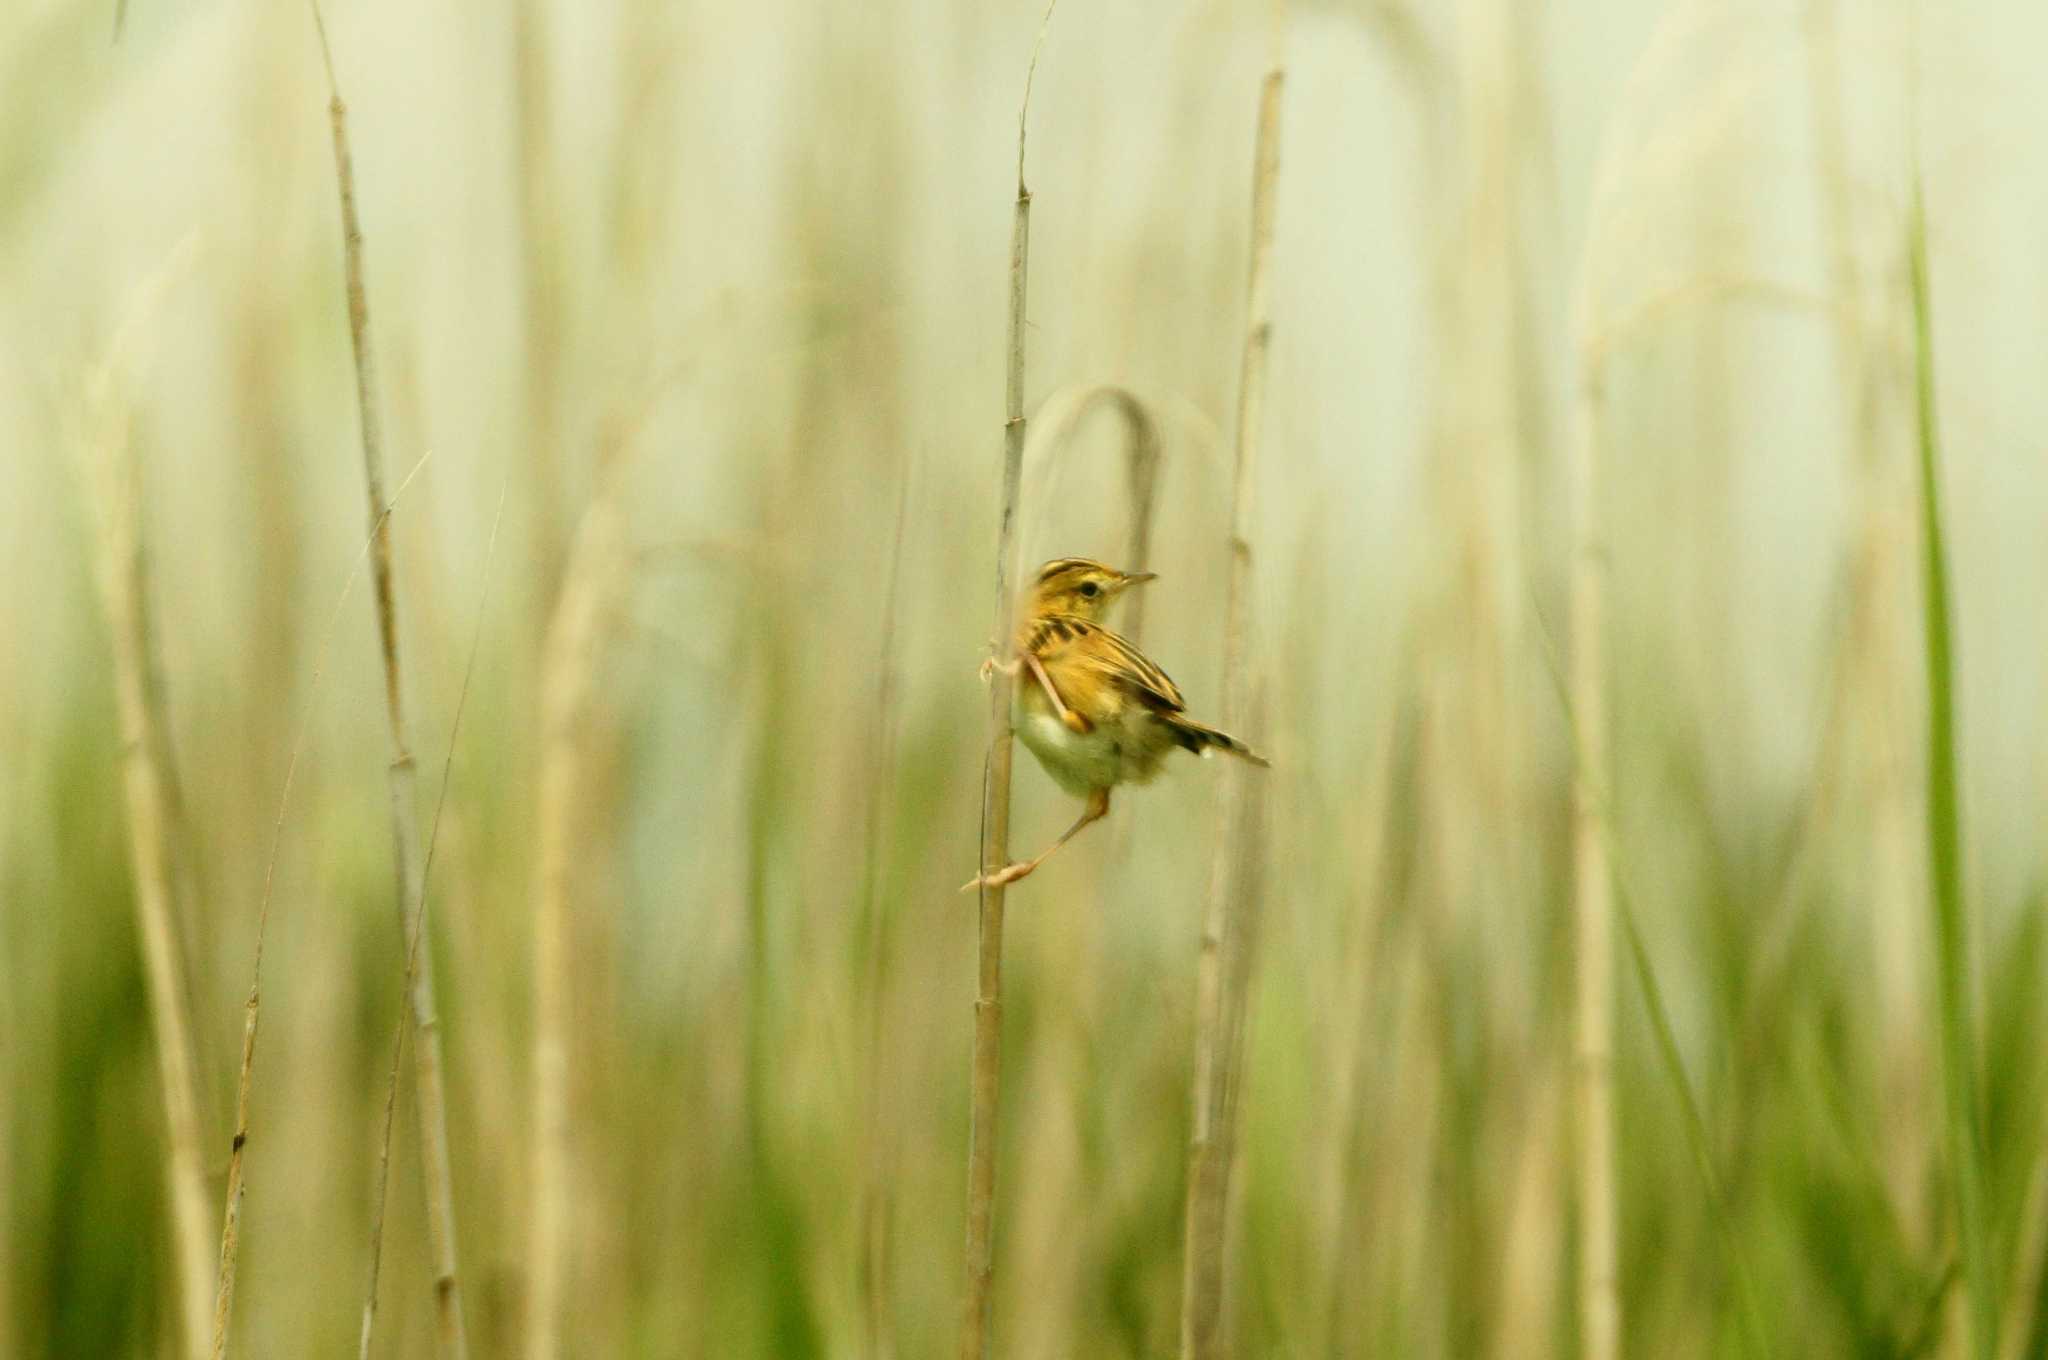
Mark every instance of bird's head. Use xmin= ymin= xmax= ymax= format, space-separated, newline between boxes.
xmin=1027 ymin=557 xmax=1156 ymax=621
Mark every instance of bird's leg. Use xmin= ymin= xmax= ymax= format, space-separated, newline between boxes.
xmin=1024 ymin=650 xmax=1090 ymax=734
xmin=978 ymin=642 xmax=1087 ymax=733
xmin=961 ymin=788 xmax=1111 ymax=892
xmin=978 ymin=640 xmax=1023 ymax=685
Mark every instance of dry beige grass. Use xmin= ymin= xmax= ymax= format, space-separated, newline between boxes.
xmin=528 ymin=475 xmax=633 ymax=1360
xmin=84 ymin=282 xmax=212 ymax=1360
xmin=303 ymin=8 xmax=470 ymax=1354
xmin=958 ymin=9 xmax=1058 ymax=1358
xmin=1180 ymin=15 xmax=1285 ymax=1356
xmin=13 ymin=4 xmax=2048 ymax=1357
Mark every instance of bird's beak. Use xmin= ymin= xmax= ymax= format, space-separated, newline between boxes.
xmin=1121 ymin=571 xmax=1158 ymax=587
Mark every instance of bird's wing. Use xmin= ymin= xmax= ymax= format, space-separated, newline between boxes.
xmin=1080 ymin=625 xmax=1185 ymax=712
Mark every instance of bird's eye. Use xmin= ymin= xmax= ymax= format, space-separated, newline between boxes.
xmin=1079 ymin=581 xmax=1100 ymax=598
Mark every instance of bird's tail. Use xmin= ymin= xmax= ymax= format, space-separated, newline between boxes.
xmin=1168 ymin=716 xmax=1270 ymax=768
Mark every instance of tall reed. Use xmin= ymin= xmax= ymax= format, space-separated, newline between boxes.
xmin=212 ymin=448 xmax=433 ymax=1358
xmin=1533 ymin=566 xmax=1774 ymax=1354
xmin=1556 ymin=13 xmax=1887 ymax=1352
xmin=1907 ymin=172 xmax=1993 ymax=1360
xmin=1563 ymin=19 xmax=1697 ymax=1351
xmin=304 ymin=6 xmax=470 ymax=1354
xmin=1180 ymin=8 xmax=1284 ymax=1354
xmin=859 ymin=470 xmax=914 ymax=1360
xmin=1565 ymin=363 xmax=1617 ymax=1360
xmin=528 ymin=475 xmax=633 ymax=1360
xmin=959 ymin=8 xmax=1057 ymax=1357
xmin=84 ymin=293 xmax=212 ymax=1360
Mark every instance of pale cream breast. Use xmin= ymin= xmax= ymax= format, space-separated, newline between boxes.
xmin=1015 ymin=682 xmax=1178 ymax=795
xmin=1015 ymin=684 xmax=1116 ymax=795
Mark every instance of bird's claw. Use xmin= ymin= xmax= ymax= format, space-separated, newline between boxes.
xmin=960 ymin=861 xmax=1034 ymax=893
xmin=978 ymin=646 xmax=1022 ymax=686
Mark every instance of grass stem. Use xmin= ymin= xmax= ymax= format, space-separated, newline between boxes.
xmin=958 ymin=8 xmax=1056 ymax=1357
xmin=305 ymin=6 xmax=471 ymax=1354
xmin=528 ymin=478 xmax=633 ymax=1360
xmin=211 ymin=451 xmax=433 ymax=1358
xmin=1531 ymin=591 xmax=1771 ymax=1359
xmin=1180 ymin=15 xmax=1285 ymax=1355
xmin=87 ymin=314 xmax=212 ymax=1360
xmin=1907 ymin=171 xmax=1995 ymax=1360
xmin=859 ymin=467 xmax=914 ymax=1360
xmin=1566 ymin=369 xmax=1619 ymax=1360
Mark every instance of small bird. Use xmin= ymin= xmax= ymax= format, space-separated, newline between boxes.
xmin=965 ymin=557 xmax=1268 ymax=891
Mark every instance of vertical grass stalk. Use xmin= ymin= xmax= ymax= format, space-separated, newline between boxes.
xmin=1180 ymin=16 xmax=1284 ymax=1357
xmin=1566 ymin=369 xmax=1618 ymax=1360
xmin=1533 ymin=583 xmax=1774 ymax=1356
xmin=213 ymin=452 xmax=432 ymax=1359
xmin=528 ymin=481 xmax=632 ymax=1360
xmin=859 ymin=471 xmax=914 ymax=1360
xmin=1998 ymin=1159 xmax=2048 ymax=1360
xmin=306 ymin=8 xmax=470 ymax=1355
xmin=959 ymin=8 xmax=1055 ymax=1357
xmin=1907 ymin=174 xmax=1994 ymax=1360
xmin=359 ymin=470 xmax=506 ymax=1360
xmin=88 ymin=356 xmax=213 ymax=1360
xmin=211 ymin=855 xmax=262 ymax=1359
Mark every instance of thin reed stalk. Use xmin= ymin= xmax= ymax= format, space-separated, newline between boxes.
xmin=1559 ymin=86 xmax=1852 ymax=1328
xmin=959 ymin=8 xmax=1055 ymax=1357
xmin=86 ymin=329 xmax=212 ymax=1360
xmin=1560 ymin=17 xmax=1673 ymax=1346
xmin=1807 ymin=0 xmax=1932 ymax=1256
xmin=1529 ymin=595 xmax=1771 ymax=1358
xmin=1565 ymin=367 xmax=1618 ymax=1360
xmin=1551 ymin=257 xmax=1842 ymax=1360
xmin=514 ymin=0 xmax=568 ymax=606
xmin=1557 ymin=273 xmax=1826 ymax=1360
xmin=305 ymin=8 xmax=469 ymax=1355
xmin=1907 ymin=173 xmax=1994 ymax=1360
xmin=1997 ymin=1156 xmax=2048 ymax=1360
xmin=1612 ymin=856 xmax=1767 ymax=1354
xmin=859 ymin=470 xmax=914 ymax=1360
xmin=1180 ymin=14 xmax=1284 ymax=1356
xmin=529 ymin=478 xmax=633 ymax=1360
xmin=357 ymin=466 xmax=507 ymax=1360
xmin=212 ymin=452 xmax=433 ymax=1359
xmin=0 ymin=958 xmax=10 ymax=1360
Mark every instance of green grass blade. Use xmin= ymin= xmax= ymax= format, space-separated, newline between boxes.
xmin=1908 ymin=171 xmax=1996 ymax=1360
xmin=1611 ymin=866 xmax=1772 ymax=1358
xmin=1529 ymin=597 xmax=1771 ymax=1359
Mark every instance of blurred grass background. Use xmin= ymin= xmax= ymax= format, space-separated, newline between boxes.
xmin=5 ymin=0 xmax=2048 ymax=1355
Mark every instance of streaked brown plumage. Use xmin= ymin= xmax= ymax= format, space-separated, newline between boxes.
xmin=965 ymin=558 xmax=1268 ymax=891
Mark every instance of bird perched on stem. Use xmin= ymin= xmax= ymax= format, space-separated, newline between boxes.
xmin=966 ymin=557 xmax=1268 ymax=891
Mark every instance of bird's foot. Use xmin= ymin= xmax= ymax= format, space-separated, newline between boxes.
xmin=960 ymin=860 xmax=1037 ymax=893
